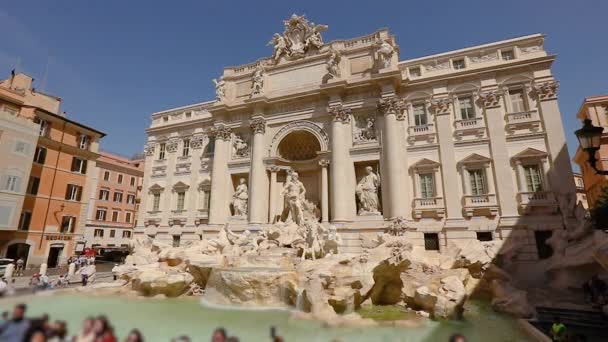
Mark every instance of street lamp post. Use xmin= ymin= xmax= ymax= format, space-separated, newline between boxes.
xmin=575 ymin=118 xmax=608 ymax=175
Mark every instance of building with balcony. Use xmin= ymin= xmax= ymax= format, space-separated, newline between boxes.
xmin=573 ymin=95 xmax=608 ymax=208
xmin=0 ymin=82 xmax=40 ymax=238
xmin=84 ymin=152 xmax=144 ymax=256
xmin=137 ymin=16 xmax=576 ymax=261
xmin=0 ymin=72 xmax=105 ymax=268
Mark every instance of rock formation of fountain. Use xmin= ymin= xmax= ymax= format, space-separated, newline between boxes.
xmin=104 ymin=193 xmax=608 ymax=324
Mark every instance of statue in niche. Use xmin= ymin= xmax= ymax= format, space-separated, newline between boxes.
xmin=354 ymin=117 xmax=376 ymax=143
xmin=281 ymin=171 xmax=306 ymax=225
xmin=356 ymin=166 xmax=381 ymax=215
xmin=212 ymin=77 xmax=226 ymax=101
xmin=232 ymin=134 xmax=249 ymax=158
xmin=232 ymin=178 xmax=248 ymax=217
xmin=375 ymin=39 xmax=395 ymax=69
xmin=251 ymin=66 xmax=264 ymax=97
xmin=326 ymin=49 xmax=341 ymax=79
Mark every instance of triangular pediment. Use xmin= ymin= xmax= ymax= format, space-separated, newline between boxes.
xmin=459 ymin=153 xmax=491 ymax=165
xmin=198 ymin=178 xmax=211 ymax=190
xmin=410 ymin=158 xmax=440 ymax=170
xmin=148 ymin=183 xmax=164 ymax=193
xmin=173 ymin=181 xmax=190 ymax=190
xmin=512 ymin=148 xmax=548 ymax=160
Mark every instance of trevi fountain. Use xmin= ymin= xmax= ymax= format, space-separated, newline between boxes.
xmin=4 ymin=14 xmax=608 ymax=342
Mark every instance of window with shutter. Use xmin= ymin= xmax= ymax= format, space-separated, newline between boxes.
xmin=419 ymin=173 xmax=434 ymax=199
xmin=509 ymin=89 xmax=527 ymax=112
xmin=152 ymin=193 xmax=161 ymax=211
xmin=458 ymin=96 xmax=476 ymax=120
xmin=468 ymin=169 xmax=486 ymax=195
xmin=413 ymin=104 xmax=427 ymax=126
xmin=176 ymin=192 xmax=185 ymax=210
xmin=524 ymin=165 xmax=543 ymax=192
xmin=34 ymin=147 xmax=47 ymax=164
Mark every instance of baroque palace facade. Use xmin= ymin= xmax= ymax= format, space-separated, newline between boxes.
xmin=137 ymin=16 xmax=576 ymax=260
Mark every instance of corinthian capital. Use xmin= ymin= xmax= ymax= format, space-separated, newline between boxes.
xmin=318 ymin=159 xmax=330 ymax=168
xmin=377 ymin=96 xmax=406 ymax=120
xmin=327 ymin=104 xmax=351 ymax=123
xmin=429 ymin=98 xmax=451 ymax=114
xmin=210 ymin=125 xmax=232 ymax=141
xmin=531 ymin=80 xmax=559 ymax=101
xmin=478 ymin=90 xmax=502 ymax=108
xmin=249 ymin=117 xmax=266 ymax=134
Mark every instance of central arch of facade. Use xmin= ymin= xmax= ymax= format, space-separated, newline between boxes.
xmin=267 ymin=121 xmax=330 ymax=223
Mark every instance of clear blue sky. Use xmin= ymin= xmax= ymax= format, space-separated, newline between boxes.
xmin=1 ymin=1 xmax=607 ymax=163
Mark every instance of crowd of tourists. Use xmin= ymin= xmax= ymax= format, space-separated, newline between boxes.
xmin=0 ymin=303 xmax=290 ymax=342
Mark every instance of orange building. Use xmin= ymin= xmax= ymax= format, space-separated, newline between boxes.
xmin=84 ymin=152 xmax=143 ymax=256
xmin=0 ymin=72 xmax=105 ymax=268
xmin=574 ymin=95 xmax=608 ymax=208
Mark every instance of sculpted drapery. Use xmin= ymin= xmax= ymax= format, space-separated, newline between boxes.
xmin=356 ymin=166 xmax=381 ymax=214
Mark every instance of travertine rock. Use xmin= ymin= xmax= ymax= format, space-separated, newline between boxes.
xmin=130 ymin=268 xmax=194 ymax=297
xmin=490 ymin=279 xmax=533 ymax=318
xmin=203 ymin=268 xmax=298 ymax=307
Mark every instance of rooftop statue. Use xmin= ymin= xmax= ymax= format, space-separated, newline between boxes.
xmin=268 ymin=14 xmax=328 ymax=64
xmin=212 ymin=77 xmax=226 ymax=102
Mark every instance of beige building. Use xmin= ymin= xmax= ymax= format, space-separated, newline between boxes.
xmin=0 ymin=95 xmax=39 ymax=233
xmin=573 ymin=173 xmax=588 ymax=209
xmin=573 ymin=95 xmax=608 ymax=208
xmin=84 ymin=152 xmax=144 ymax=255
xmin=137 ymin=17 xmax=576 ymax=260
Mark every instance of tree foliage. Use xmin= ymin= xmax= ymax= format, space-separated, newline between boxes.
xmin=590 ymin=186 xmax=608 ymax=230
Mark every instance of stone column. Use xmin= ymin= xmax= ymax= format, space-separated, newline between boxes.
xmin=319 ymin=160 xmax=330 ymax=223
xmin=532 ymin=80 xmax=576 ymax=195
xmin=208 ymin=125 xmax=231 ymax=225
xmin=328 ymin=104 xmax=353 ymax=222
xmin=479 ymin=90 xmax=519 ymax=217
xmin=248 ymin=117 xmax=268 ymax=224
xmin=267 ymin=166 xmax=280 ymax=223
xmin=377 ymin=96 xmax=410 ymax=219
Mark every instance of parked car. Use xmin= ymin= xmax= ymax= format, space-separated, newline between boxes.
xmin=0 ymin=258 xmax=14 ymax=277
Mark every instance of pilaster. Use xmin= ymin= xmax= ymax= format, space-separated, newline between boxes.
xmin=479 ymin=90 xmax=519 ymax=217
xmin=433 ymin=97 xmax=464 ymax=220
xmin=208 ymin=125 xmax=231 ymax=225
xmin=531 ymin=80 xmax=576 ymax=195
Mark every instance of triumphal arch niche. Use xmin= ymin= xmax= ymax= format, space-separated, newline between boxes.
xmin=204 ymin=14 xmax=397 ymax=231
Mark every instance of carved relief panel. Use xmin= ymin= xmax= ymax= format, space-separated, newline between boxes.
xmin=352 ymin=112 xmax=377 ymax=145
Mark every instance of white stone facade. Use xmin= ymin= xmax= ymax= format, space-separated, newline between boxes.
xmin=136 ymin=18 xmax=576 ymax=261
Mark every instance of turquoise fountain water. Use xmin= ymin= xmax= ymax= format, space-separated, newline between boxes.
xmin=0 ymin=294 xmax=533 ymax=341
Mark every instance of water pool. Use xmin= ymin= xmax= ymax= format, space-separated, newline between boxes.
xmin=0 ymin=294 xmax=533 ymax=341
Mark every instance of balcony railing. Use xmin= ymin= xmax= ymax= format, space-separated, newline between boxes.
xmin=517 ymin=191 xmax=557 ymax=211
xmin=463 ymin=194 xmax=497 ymax=206
xmin=412 ymin=197 xmax=445 ymax=218
xmin=505 ymin=110 xmax=541 ymax=134
xmin=462 ymin=193 xmax=498 ymax=217
xmin=453 ymin=118 xmax=485 ymax=138
xmin=407 ymin=124 xmax=436 ymax=143
xmin=414 ymin=197 xmax=443 ymax=207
